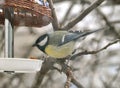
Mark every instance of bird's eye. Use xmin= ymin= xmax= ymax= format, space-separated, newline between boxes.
xmin=38 ymin=36 xmax=48 ymax=46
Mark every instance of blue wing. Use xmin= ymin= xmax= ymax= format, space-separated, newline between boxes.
xmin=58 ymin=29 xmax=103 ymax=46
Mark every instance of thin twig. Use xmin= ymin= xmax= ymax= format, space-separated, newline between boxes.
xmin=110 ymin=20 xmax=120 ymax=24
xmin=96 ymin=8 xmax=120 ymax=39
xmin=61 ymin=0 xmax=105 ymax=30
xmin=61 ymin=2 xmax=75 ymax=26
xmin=71 ymin=39 xmax=120 ymax=59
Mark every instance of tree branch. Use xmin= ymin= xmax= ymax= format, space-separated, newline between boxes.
xmin=61 ymin=0 xmax=105 ymax=30
xmin=96 ymin=8 xmax=120 ymax=39
xmin=64 ymin=67 xmax=72 ymax=88
xmin=48 ymin=0 xmax=60 ymax=30
xmin=71 ymin=77 xmax=84 ymax=88
xmin=60 ymin=2 xmax=75 ymax=26
xmin=110 ymin=20 xmax=120 ymax=24
xmin=71 ymin=39 xmax=120 ymax=59
xmin=60 ymin=63 xmax=84 ymax=88
xmin=31 ymin=58 xmax=54 ymax=88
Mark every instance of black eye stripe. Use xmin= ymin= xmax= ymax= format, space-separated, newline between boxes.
xmin=38 ymin=36 xmax=48 ymax=46
xmin=36 ymin=34 xmax=48 ymax=44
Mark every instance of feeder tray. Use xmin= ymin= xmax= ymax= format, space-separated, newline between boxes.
xmin=0 ymin=0 xmax=52 ymax=27
xmin=0 ymin=0 xmax=49 ymax=73
xmin=0 ymin=58 xmax=43 ymax=73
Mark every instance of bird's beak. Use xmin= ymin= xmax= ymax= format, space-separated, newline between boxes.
xmin=32 ymin=43 xmax=37 ymax=47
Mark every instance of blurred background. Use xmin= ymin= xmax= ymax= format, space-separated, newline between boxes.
xmin=0 ymin=0 xmax=120 ymax=88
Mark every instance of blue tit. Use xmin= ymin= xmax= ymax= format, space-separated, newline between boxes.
xmin=33 ymin=29 xmax=102 ymax=59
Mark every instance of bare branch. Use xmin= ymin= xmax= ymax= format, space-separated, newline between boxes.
xmin=96 ymin=9 xmax=120 ymax=39
xmin=71 ymin=39 xmax=120 ymax=59
xmin=61 ymin=0 xmax=105 ymax=30
xmin=110 ymin=20 xmax=120 ymax=24
xmin=64 ymin=67 xmax=72 ymax=88
xmin=60 ymin=63 xmax=84 ymax=88
xmin=71 ymin=77 xmax=84 ymax=88
xmin=60 ymin=2 xmax=75 ymax=26
xmin=48 ymin=0 xmax=60 ymax=30
xmin=31 ymin=58 xmax=54 ymax=88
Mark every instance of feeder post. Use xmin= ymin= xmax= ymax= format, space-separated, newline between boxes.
xmin=4 ymin=7 xmax=14 ymax=58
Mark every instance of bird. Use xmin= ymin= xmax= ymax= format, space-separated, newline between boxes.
xmin=32 ymin=29 xmax=103 ymax=59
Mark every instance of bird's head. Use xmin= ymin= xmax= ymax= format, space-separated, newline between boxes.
xmin=32 ymin=34 xmax=49 ymax=53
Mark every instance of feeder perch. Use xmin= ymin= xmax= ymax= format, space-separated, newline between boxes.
xmin=0 ymin=0 xmax=52 ymax=73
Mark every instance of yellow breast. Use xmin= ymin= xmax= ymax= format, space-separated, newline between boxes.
xmin=45 ymin=42 xmax=75 ymax=58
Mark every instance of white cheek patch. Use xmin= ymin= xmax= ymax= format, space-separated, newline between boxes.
xmin=38 ymin=36 xmax=48 ymax=46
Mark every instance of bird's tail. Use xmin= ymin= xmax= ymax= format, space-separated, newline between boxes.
xmin=74 ymin=28 xmax=104 ymax=40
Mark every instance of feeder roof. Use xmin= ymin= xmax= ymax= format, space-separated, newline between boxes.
xmin=0 ymin=0 xmax=52 ymax=27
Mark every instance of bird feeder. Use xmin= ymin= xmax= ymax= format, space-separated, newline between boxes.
xmin=0 ymin=0 xmax=52 ymax=73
